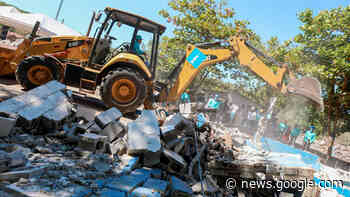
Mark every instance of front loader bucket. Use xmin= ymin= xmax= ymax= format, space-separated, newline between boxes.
xmin=286 ymin=77 xmax=324 ymax=111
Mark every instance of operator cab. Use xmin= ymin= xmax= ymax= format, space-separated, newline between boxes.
xmin=89 ymin=7 xmax=166 ymax=78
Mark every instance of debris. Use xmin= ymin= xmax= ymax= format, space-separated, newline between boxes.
xmin=100 ymin=120 xmax=126 ymax=142
xmin=95 ymin=107 xmax=122 ymax=129
xmin=169 ymin=176 xmax=193 ymax=197
xmin=106 ymin=174 xmax=147 ymax=195
xmin=143 ymin=178 xmax=169 ymax=195
xmin=0 ymin=116 xmax=16 ymax=137
xmin=113 ymin=155 xmax=139 ymax=175
xmin=78 ymin=133 xmax=108 ymax=153
xmin=131 ymin=187 xmax=162 ymax=197
xmin=127 ymin=111 xmax=161 ymax=166
xmin=0 ymin=166 xmax=48 ymax=181
xmin=0 ymin=81 xmax=73 ymax=133
xmin=162 ymin=148 xmax=187 ymax=173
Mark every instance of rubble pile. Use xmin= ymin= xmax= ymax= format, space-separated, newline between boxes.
xmin=0 ymin=82 xmax=347 ymax=197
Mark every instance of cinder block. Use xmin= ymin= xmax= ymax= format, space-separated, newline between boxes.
xmin=0 ymin=116 xmax=16 ymax=137
xmin=130 ymin=187 xmax=162 ymax=197
xmin=143 ymin=178 xmax=169 ymax=195
xmin=136 ymin=110 xmax=159 ymax=127
xmin=169 ymin=176 xmax=193 ymax=197
xmin=99 ymin=188 xmax=126 ymax=197
xmin=113 ymin=155 xmax=139 ymax=175
xmin=106 ymin=174 xmax=147 ymax=195
xmin=95 ymin=107 xmax=122 ymax=129
xmin=163 ymin=149 xmax=187 ymax=169
xmin=78 ymin=133 xmax=108 ymax=153
xmin=127 ymin=121 xmax=161 ymax=154
xmin=101 ymin=120 xmax=125 ymax=142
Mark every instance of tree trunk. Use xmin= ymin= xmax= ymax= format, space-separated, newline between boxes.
xmin=327 ymin=107 xmax=338 ymax=160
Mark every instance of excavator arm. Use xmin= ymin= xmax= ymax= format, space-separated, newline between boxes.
xmin=159 ymin=36 xmax=323 ymax=110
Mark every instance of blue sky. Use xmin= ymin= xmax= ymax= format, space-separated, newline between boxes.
xmin=4 ymin=0 xmax=349 ymax=44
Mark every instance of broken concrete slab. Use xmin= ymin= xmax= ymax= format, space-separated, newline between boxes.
xmin=129 ymin=168 xmax=152 ymax=180
xmin=106 ymin=138 xmax=127 ymax=155
xmin=192 ymin=180 xmax=218 ymax=194
xmin=43 ymin=80 xmax=66 ymax=94
xmin=8 ymin=150 xmax=27 ymax=168
xmin=0 ymin=166 xmax=48 ymax=181
xmin=169 ymin=176 xmax=193 ymax=197
xmin=95 ymin=107 xmax=122 ymax=129
xmin=78 ymin=133 xmax=108 ymax=153
xmin=0 ymin=81 xmax=73 ymax=133
xmin=0 ymin=151 xmax=10 ymax=173
xmin=143 ymin=178 xmax=169 ymax=195
xmin=17 ymin=98 xmax=52 ymax=121
xmin=106 ymin=174 xmax=147 ymax=195
xmin=113 ymin=155 xmax=139 ymax=175
xmin=100 ymin=120 xmax=125 ymax=142
xmin=0 ymin=116 xmax=16 ymax=137
xmin=130 ymin=187 xmax=162 ymax=197
xmin=99 ymin=188 xmax=126 ymax=197
xmin=163 ymin=148 xmax=187 ymax=169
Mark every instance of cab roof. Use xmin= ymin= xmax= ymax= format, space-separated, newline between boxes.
xmin=105 ymin=7 xmax=166 ymax=35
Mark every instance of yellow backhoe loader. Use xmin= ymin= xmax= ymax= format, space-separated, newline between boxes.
xmin=0 ymin=22 xmax=91 ymax=77
xmin=158 ymin=36 xmax=324 ymax=111
xmin=14 ymin=7 xmax=323 ymax=114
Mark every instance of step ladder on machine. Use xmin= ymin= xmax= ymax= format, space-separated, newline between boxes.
xmin=79 ymin=68 xmax=98 ymax=94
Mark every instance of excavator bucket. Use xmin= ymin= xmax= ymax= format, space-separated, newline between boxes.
xmin=286 ymin=77 xmax=324 ymax=111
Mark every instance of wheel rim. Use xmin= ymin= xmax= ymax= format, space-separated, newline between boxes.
xmin=27 ymin=65 xmax=53 ymax=85
xmin=111 ymin=78 xmax=137 ymax=104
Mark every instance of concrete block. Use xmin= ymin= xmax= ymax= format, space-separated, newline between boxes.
xmin=162 ymin=113 xmax=184 ymax=128
xmin=136 ymin=110 xmax=159 ymax=127
xmin=163 ymin=149 xmax=187 ymax=169
xmin=191 ymin=180 xmax=218 ymax=194
xmin=8 ymin=150 xmax=27 ymax=167
xmin=78 ymin=133 xmax=108 ymax=153
xmin=130 ymin=187 xmax=162 ymax=197
xmin=100 ymin=188 xmax=126 ymax=197
xmin=169 ymin=176 xmax=193 ymax=196
xmin=0 ymin=116 xmax=16 ymax=137
xmin=106 ymin=174 xmax=147 ymax=195
xmin=106 ymin=138 xmax=127 ymax=155
xmin=101 ymin=120 xmax=125 ymax=142
xmin=113 ymin=155 xmax=139 ymax=175
xmin=143 ymin=178 xmax=169 ymax=194
xmin=0 ymin=166 xmax=48 ymax=181
xmin=130 ymin=168 xmax=152 ymax=179
xmin=127 ymin=121 xmax=161 ymax=155
xmin=148 ymin=168 xmax=162 ymax=179
xmin=95 ymin=107 xmax=122 ymax=129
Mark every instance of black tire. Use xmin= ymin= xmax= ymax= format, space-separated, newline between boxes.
xmin=15 ymin=56 xmax=62 ymax=90
xmin=100 ymin=67 xmax=147 ymax=113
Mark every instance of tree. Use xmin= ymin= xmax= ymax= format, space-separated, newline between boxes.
xmin=294 ymin=6 xmax=350 ymax=158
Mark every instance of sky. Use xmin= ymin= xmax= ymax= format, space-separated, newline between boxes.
xmin=4 ymin=0 xmax=349 ymax=45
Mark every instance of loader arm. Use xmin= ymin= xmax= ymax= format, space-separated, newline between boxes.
xmin=160 ymin=36 xmax=323 ymax=110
